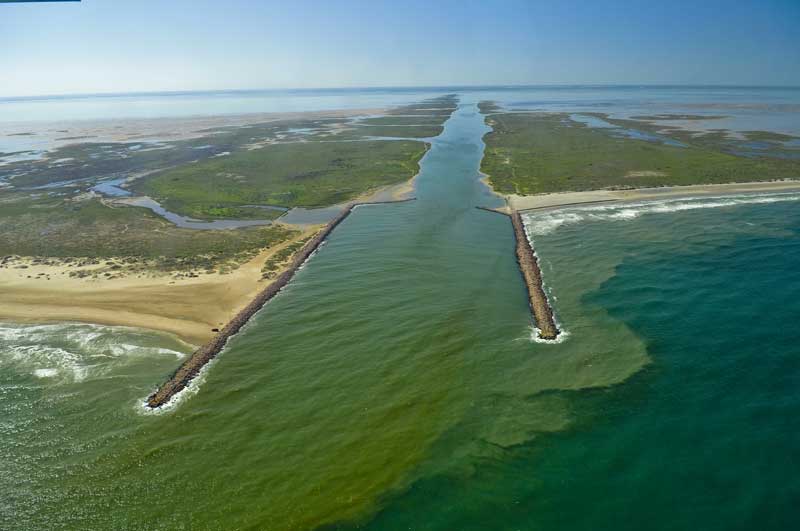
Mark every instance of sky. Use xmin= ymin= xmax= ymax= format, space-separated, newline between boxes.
xmin=1 ymin=0 xmax=799 ymax=97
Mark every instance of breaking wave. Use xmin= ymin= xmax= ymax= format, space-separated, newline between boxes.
xmin=523 ymin=191 xmax=800 ymax=235
xmin=136 ymin=357 xmax=216 ymax=415
xmin=0 ymin=322 xmax=187 ymax=383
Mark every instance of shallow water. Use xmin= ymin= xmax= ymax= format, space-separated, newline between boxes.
xmin=91 ymin=176 xmax=132 ymax=197
xmin=117 ymin=196 xmax=277 ymax=230
xmin=2 ymin=89 xmax=800 ymax=529
xmin=570 ymin=112 xmax=688 ymax=147
xmin=0 ymin=101 xmax=649 ymax=529
xmin=338 ymin=200 xmax=800 ymax=531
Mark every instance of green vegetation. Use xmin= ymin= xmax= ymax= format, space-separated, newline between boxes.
xmin=7 ymin=141 xmax=213 ymax=189
xmin=261 ymin=236 xmax=313 ymax=279
xmin=0 ymin=196 xmax=297 ymax=273
xmin=741 ymin=130 xmax=799 ymax=142
xmin=481 ymin=111 xmax=800 ymax=195
xmin=478 ymin=101 xmax=503 ymax=114
xmin=335 ymin=96 xmax=455 ymax=140
xmin=3 ymin=97 xmax=453 ymax=198
xmin=0 ymin=97 xmax=452 ymax=274
xmin=584 ymin=112 xmax=800 ymax=154
xmin=387 ymin=95 xmax=458 ymax=116
xmin=387 ymin=109 xmax=453 ymax=117
xmin=135 ymin=140 xmax=428 ymax=218
xmin=359 ymin=116 xmax=447 ymax=126
xmin=334 ymin=125 xmax=442 ymax=139
xmin=629 ymin=114 xmax=727 ymax=121
xmin=177 ymin=205 xmax=286 ymax=221
xmin=3 ymin=118 xmax=348 ymax=189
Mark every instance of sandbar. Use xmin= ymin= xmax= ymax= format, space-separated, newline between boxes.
xmin=506 ymin=180 xmax=800 ymax=212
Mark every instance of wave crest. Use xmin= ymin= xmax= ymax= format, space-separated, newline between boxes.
xmin=523 ymin=191 xmax=800 ymax=235
xmin=0 ymin=322 xmax=186 ymax=382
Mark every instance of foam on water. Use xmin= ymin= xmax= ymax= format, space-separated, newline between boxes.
xmin=523 ymin=191 xmax=800 ymax=236
xmin=136 ymin=357 xmax=217 ymax=415
xmin=0 ymin=322 xmax=186 ymax=383
xmin=529 ymin=325 xmax=571 ymax=345
xmin=6 ymin=344 xmax=88 ymax=381
xmin=518 ymin=191 xmax=800 ymax=345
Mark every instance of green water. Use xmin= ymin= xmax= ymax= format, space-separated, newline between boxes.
xmin=3 ymin=100 xmax=800 ymax=530
xmin=334 ymin=196 xmax=800 ymax=530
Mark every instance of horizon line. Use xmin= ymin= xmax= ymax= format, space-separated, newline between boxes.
xmin=3 ymin=83 xmax=800 ymax=102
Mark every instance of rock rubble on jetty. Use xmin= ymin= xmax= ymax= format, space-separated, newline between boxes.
xmin=510 ymin=211 xmax=560 ymax=340
xmin=146 ymin=199 xmax=414 ymax=408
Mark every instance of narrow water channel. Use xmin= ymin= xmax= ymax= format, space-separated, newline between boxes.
xmin=4 ymin=100 xmax=648 ymax=530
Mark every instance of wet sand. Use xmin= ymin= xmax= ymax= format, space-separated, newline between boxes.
xmin=0 ymin=225 xmax=321 ymax=345
xmin=507 ymin=180 xmax=800 ymax=211
xmin=1 ymin=108 xmax=388 ymax=155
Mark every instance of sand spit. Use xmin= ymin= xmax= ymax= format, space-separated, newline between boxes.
xmin=510 ymin=211 xmax=560 ymax=340
xmin=146 ymin=198 xmax=416 ymax=409
xmin=507 ymin=180 xmax=800 ymax=212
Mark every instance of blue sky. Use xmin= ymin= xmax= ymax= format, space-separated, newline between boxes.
xmin=1 ymin=0 xmax=799 ymax=97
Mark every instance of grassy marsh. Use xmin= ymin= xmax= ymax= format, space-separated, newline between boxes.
xmin=481 ymin=109 xmax=800 ymax=195
xmin=0 ymin=97 xmax=455 ymax=275
xmin=0 ymin=196 xmax=298 ymax=275
xmin=135 ymin=140 xmax=428 ymax=217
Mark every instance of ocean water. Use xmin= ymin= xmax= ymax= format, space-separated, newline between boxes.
xmin=2 ymin=88 xmax=800 ymax=529
xmin=344 ymin=198 xmax=800 ymax=531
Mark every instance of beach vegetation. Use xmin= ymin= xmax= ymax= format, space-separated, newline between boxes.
xmin=0 ymin=195 xmax=297 ymax=273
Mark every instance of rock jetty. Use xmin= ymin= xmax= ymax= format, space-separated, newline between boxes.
xmin=510 ymin=211 xmax=560 ymax=340
xmin=146 ymin=198 xmax=414 ymax=408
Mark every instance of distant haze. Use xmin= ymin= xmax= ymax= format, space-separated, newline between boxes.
xmin=1 ymin=0 xmax=799 ymax=97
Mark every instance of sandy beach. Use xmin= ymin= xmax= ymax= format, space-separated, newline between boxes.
xmin=0 ymin=225 xmax=321 ymax=345
xmin=357 ymin=166 xmax=420 ymax=203
xmin=505 ymin=180 xmax=800 ymax=211
xmin=0 ymin=126 xmax=423 ymax=342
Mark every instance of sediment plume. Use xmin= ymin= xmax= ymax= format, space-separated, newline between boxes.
xmin=146 ymin=198 xmax=415 ymax=408
xmin=510 ymin=211 xmax=560 ymax=340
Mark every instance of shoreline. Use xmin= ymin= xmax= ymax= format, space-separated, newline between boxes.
xmin=505 ymin=179 xmax=800 ymax=212
xmin=0 ymin=225 xmax=322 ymax=345
xmin=0 ymin=140 xmax=424 ymax=343
xmin=1 ymin=108 xmax=389 ymax=149
xmin=275 ymin=145 xmax=424 ymax=227
xmin=146 ymin=197 xmax=416 ymax=408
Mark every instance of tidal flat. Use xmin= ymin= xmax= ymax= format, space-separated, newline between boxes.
xmin=0 ymin=96 xmax=456 ymax=338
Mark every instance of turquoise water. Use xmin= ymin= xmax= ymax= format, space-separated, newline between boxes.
xmin=334 ymin=199 xmax=800 ymax=530
xmin=2 ymin=89 xmax=800 ymax=529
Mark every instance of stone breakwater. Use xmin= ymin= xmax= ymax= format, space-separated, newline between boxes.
xmin=146 ymin=198 xmax=415 ymax=408
xmin=474 ymin=205 xmax=510 ymax=216
xmin=510 ymin=211 xmax=560 ymax=340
